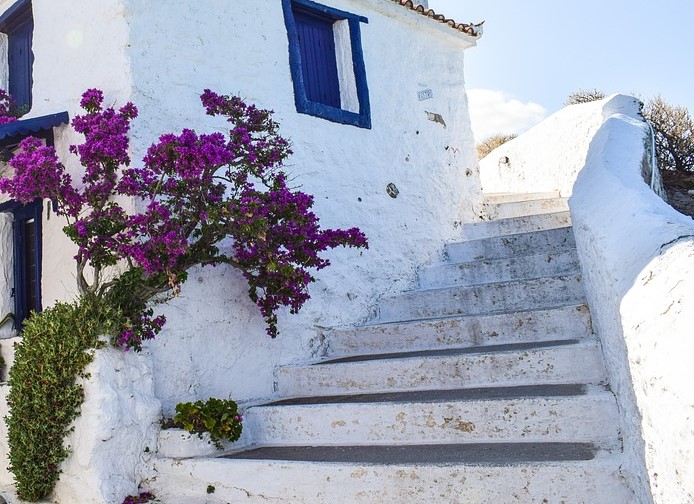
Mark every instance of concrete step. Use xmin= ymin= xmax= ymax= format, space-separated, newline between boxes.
xmin=277 ymin=339 xmax=607 ymax=397
xmin=484 ymin=197 xmax=569 ymax=220
xmin=483 ymin=191 xmax=562 ymax=204
xmin=151 ymin=452 xmax=632 ymax=504
xmin=327 ymin=304 xmax=592 ymax=358
xmin=377 ymin=274 xmax=585 ymax=324
xmin=445 ymin=226 xmax=576 ymax=262
xmin=419 ymin=249 xmax=581 ymax=289
xmin=245 ymin=385 xmax=619 ymax=448
xmin=462 ymin=211 xmax=571 ymax=240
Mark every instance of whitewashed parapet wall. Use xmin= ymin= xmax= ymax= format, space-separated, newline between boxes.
xmin=479 ymin=99 xmax=606 ymax=196
xmin=6 ymin=0 xmax=481 ymax=406
xmin=570 ymin=96 xmax=694 ymax=504
xmin=478 ymin=94 xmax=694 ymax=503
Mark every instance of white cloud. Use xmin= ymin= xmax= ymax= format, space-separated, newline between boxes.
xmin=467 ymin=89 xmax=547 ymax=142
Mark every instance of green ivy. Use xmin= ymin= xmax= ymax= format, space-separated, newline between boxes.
xmin=173 ymin=398 xmax=243 ymax=449
xmin=5 ymin=296 xmax=122 ymax=501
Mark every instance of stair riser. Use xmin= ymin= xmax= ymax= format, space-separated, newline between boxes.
xmin=485 ymin=197 xmax=569 ymax=220
xmin=462 ymin=212 xmax=571 ymax=240
xmin=483 ymin=192 xmax=561 ymax=204
xmin=278 ymin=343 xmax=607 ymax=397
xmin=446 ymin=227 xmax=576 ymax=262
xmin=419 ymin=250 xmax=581 ymax=289
xmin=328 ymin=305 xmax=592 ymax=357
xmin=152 ymin=458 xmax=632 ymax=504
xmin=246 ymin=395 xmax=619 ymax=447
xmin=378 ymin=275 xmax=585 ymax=323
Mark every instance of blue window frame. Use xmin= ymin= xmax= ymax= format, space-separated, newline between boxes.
xmin=0 ymin=0 xmax=33 ymax=112
xmin=282 ymin=0 xmax=371 ymax=129
xmin=0 ymin=111 xmax=68 ymax=331
xmin=0 ymin=199 xmax=42 ymax=330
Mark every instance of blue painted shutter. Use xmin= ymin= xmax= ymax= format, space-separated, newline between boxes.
xmin=12 ymin=201 xmax=41 ymax=328
xmin=294 ymin=10 xmax=341 ymax=108
xmin=8 ymin=16 xmax=33 ymax=111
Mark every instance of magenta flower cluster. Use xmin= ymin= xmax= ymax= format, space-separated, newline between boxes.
xmin=0 ymin=88 xmax=367 ymax=347
xmin=0 ymin=89 xmax=18 ymax=124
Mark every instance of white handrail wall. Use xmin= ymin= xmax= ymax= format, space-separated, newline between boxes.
xmin=570 ymin=95 xmax=694 ymax=504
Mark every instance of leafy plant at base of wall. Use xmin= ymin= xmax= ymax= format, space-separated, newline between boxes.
xmin=173 ymin=398 xmax=243 ymax=449
xmin=121 ymin=492 xmax=156 ymax=504
xmin=5 ymin=296 xmax=122 ymax=501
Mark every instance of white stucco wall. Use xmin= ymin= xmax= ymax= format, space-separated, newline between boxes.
xmin=52 ymin=347 xmax=161 ymax=504
xmin=0 ymin=213 xmax=12 ymax=339
xmin=1 ymin=0 xmax=482 ymax=498
xmin=120 ymin=0 xmax=482 ymax=412
xmin=479 ymin=99 xmax=605 ymax=197
xmin=475 ymin=93 xmax=694 ymax=502
xmin=570 ymin=96 xmax=694 ymax=504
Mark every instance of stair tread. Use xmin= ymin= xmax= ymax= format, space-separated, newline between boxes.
xmin=265 ymin=383 xmax=592 ymax=406
xmin=357 ymin=303 xmax=589 ymax=329
xmin=224 ymin=442 xmax=600 ymax=465
xmin=401 ymin=273 xmax=582 ymax=295
xmin=318 ymin=339 xmax=581 ymax=365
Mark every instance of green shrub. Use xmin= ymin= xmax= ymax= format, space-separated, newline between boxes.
xmin=5 ymin=296 xmax=121 ymax=501
xmin=173 ymin=398 xmax=243 ymax=449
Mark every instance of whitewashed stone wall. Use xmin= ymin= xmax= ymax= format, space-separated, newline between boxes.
xmin=121 ymin=0 xmax=482 ymax=411
xmin=3 ymin=0 xmax=482 ymax=409
xmin=1 ymin=0 xmax=482 ymax=499
xmin=0 ymin=214 xmax=12 ymax=339
xmin=478 ymin=93 xmax=694 ymax=503
xmin=570 ymin=96 xmax=694 ymax=504
xmin=479 ymin=99 xmax=605 ymax=196
xmin=52 ymin=348 xmax=161 ymax=504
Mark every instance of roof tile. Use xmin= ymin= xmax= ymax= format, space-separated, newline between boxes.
xmin=388 ymin=0 xmax=484 ymax=38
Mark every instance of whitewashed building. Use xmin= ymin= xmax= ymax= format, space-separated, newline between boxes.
xmin=0 ymin=0 xmax=489 ymax=502
xmin=1 ymin=1 xmax=691 ymax=504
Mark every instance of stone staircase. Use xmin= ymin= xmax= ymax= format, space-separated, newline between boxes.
xmin=151 ymin=193 xmax=633 ymax=503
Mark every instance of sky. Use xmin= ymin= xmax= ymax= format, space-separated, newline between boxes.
xmin=427 ymin=0 xmax=694 ymax=141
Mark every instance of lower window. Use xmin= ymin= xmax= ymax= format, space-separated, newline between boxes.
xmin=0 ymin=199 xmax=41 ymax=330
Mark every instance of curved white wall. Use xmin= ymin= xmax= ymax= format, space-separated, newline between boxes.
xmin=570 ymin=96 xmax=694 ymax=504
xmin=477 ymin=93 xmax=694 ymax=503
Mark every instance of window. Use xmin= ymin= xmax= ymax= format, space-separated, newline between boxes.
xmin=0 ymin=111 xmax=69 ymax=331
xmin=0 ymin=0 xmax=33 ymax=112
xmin=0 ymin=199 xmax=42 ymax=330
xmin=282 ymin=0 xmax=371 ymax=129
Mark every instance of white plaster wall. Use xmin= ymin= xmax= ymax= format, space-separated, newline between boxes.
xmin=0 ymin=213 xmax=13 ymax=339
xmin=27 ymin=0 xmax=136 ymax=308
xmin=121 ymin=0 xmax=482 ymax=412
xmin=570 ymin=96 xmax=694 ymax=504
xmin=53 ymin=347 xmax=161 ymax=504
xmin=479 ymin=99 xmax=606 ymax=197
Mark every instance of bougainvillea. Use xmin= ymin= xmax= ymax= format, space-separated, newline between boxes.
xmin=0 ymin=89 xmax=19 ymax=124
xmin=0 ymin=89 xmax=367 ymax=349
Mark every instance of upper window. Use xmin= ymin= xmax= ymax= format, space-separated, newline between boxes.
xmin=282 ymin=0 xmax=371 ymax=129
xmin=0 ymin=0 xmax=33 ymax=113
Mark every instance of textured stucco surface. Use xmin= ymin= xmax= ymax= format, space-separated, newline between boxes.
xmin=53 ymin=347 xmax=161 ymax=504
xmin=0 ymin=214 xmax=13 ymax=339
xmin=122 ymin=0 xmax=482 ymax=412
xmin=479 ymin=99 xmax=605 ymax=197
xmin=2 ymin=0 xmax=482 ymax=410
xmin=570 ymin=96 xmax=694 ymax=504
xmin=479 ymin=93 xmax=694 ymax=503
xmin=0 ymin=0 xmax=483 ymax=499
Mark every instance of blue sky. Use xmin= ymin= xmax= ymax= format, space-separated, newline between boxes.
xmin=428 ymin=0 xmax=694 ymax=139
